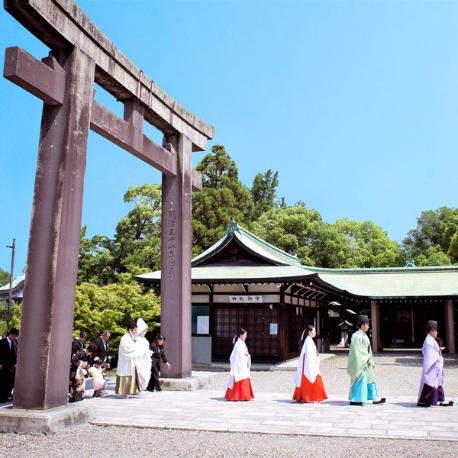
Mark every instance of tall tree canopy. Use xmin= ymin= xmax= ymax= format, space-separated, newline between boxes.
xmin=252 ymin=206 xmax=401 ymax=268
xmin=192 ymin=144 xmax=253 ymax=254
xmin=249 ymin=169 xmax=279 ymax=220
xmin=402 ymin=207 xmax=458 ymax=265
xmin=333 ymin=218 xmax=402 ymax=268
xmin=78 ymin=184 xmax=162 ymax=285
xmin=111 ymin=183 xmax=162 ymax=276
xmin=252 ymin=203 xmax=326 ymax=266
xmin=78 ymin=226 xmax=114 ymax=285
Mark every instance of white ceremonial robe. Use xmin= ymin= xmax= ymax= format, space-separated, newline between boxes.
xmin=116 ymin=332 xmax=138 ymax=377
xmin=227 ymin=339 xmax=251 ymax=389
xmin=294 ymin=335 xmax=320 ymax=386
xmin=136 ymin=335 xmax=152 ymax=390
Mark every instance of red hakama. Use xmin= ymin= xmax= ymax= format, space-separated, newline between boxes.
xmin=225 ymin=378 xmax=254 ymax=401
xmin=225 ymin=338 xmax=254 ymax=401
xmin=292 ymin=371 xmax=327 ymax=403
xmin=292 ymin=335 xmax=328 ymax=403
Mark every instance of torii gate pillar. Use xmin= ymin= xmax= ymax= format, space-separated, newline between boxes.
xmin=13 ymin=47 xmax=95 ymax=409
xmin=161 ymin=134 xmax=193 ymax=377
xmin=2 ymin=0 xmax=213 ymax=416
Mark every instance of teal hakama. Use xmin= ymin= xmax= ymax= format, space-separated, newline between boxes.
xmin=347 ymin=329 xmax=379 ymax=402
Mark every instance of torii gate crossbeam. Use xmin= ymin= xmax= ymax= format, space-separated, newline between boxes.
xmin=3 ymin=0 xmax=214 ymax=410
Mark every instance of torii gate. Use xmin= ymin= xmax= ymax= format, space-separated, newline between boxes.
xmin=3 ymin=0 xmax=213 ymax=410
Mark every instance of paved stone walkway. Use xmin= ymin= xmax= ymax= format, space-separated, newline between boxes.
xmin=2 ymin=352 xmax=456 ymax=443
xmin=89 ymin=379 xmax=458 ymax=441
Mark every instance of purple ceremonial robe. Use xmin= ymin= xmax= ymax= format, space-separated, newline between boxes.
xmin=418 ymin=334 xmax=445 ymax=405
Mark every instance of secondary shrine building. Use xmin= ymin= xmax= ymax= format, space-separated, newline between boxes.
xmin=137 ymin=221 xmax=458 ymax=363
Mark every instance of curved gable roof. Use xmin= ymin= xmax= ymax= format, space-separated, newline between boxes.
xmin=192 ymin=220 xmax=301 ymax=267
xmin=0 ymin=273 xmax=25 ymax=301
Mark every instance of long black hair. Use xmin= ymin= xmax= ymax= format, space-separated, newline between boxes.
xmin=232 ymin=328 xmax=247 ymax=345
xmin=300 ymin=324 xmax=315 ymax=349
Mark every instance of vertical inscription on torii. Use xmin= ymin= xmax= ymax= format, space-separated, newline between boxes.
xmin=168 ymin=206 xmax=177 ymax=280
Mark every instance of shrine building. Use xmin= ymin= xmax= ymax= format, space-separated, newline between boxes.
xmin=137 ymin=221 xmax=458 ymax=363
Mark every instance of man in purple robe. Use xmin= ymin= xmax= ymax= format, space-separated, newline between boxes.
xmin=417 ymin=320 xmax=454 ymax=407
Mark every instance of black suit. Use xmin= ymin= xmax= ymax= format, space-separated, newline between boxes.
xmin=0 ymin=337 xmax=17 ymax=401
xmin=92 ymin=336 xmax=110 ymax=365
xmin=147 ymin=341 xmax=168 ymax=391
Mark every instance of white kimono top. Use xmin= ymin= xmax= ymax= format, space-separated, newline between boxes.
xmin=227 ymin=338 xmax=251 ymax=388
xmin=116 ymin=332 xmax=138 ymax=377
xmin=294 ymin=335 xmax=320 ymax=386
xmin=136 ymin=335 xmax=153 ymax=390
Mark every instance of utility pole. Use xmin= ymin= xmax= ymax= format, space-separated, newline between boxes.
xmin=6 ymin=238 xmax=15 ymax=331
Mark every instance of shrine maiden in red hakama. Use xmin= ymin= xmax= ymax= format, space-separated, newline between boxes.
xmin=293 ymin=325 xmax=327 ymax=403
xmin=225 ymin=328 xmax=254 ymax=401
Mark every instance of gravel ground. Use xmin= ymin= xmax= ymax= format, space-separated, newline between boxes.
xmin=0 ymin=353 xmax=457 ymax=458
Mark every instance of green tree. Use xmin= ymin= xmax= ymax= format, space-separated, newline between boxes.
xmin=449 ymin=232 xmax=458 ymax=262
xmin=252 ymin=207 xmax=401 ymax=268
xmin=78 ymin=184 xmax=163 ymax=286
xmin=252 ymin=203 xmax=326 ymax=266
xmin=249 ymin=169 xmax=279 ymax=220
xmin=402 ymin=207 xmax=458 ymax=265
xmin=111 ymin=183 xmax=162 ymax=276
xmin=74 ymin=276 xmax=161 ymax=350
xmin=415 ymin=246 xmax=452 ymax=266
xmin=305 ymin=222 xmax=355 ymax=268
xmin=0 ymin=270 xmax=23 ymax=335
xmin=333 ymin=219 xmax=402 ymax=268
xmin=9 ymin=300 xmax=22 ymax=332
xmin=0 ymin=268 xmax=9 ymax=287
xmin=78 ymin=226 xmax=114 ymax=285
xmin=0 ymin=299 xmax=23 ymax=336
xmin=192 ymin=144 xmax=253 ymax=253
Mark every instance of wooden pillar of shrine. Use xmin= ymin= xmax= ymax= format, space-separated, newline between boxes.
xmin=445 ymin=299 xmax=456 ymax=354
xmin=371 ymin=300 xmax=380 ymax=352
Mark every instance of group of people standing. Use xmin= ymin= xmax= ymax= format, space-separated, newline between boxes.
xmin=225 ymin=316 xmax=454 ymax=408
xmin=70 ymin=330 xmax=111 ymax=401
xmin=69 ymin=319 xmax=170 ymax=401
xmin=115 ymin=319 xmax=170 ymax=398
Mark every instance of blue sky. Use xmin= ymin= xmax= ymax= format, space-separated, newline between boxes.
xmin=1 ymin=0 xmax=458 ymax=273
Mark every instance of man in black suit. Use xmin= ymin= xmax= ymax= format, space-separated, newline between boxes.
xmin=0 ymin=328 xmax=19 ymax=402
xmin=92 ymin=330 xmax=111 ymax=369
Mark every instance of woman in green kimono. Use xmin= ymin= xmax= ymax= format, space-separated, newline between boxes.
xmin=347 ymin=315 xmax=386 ymax=406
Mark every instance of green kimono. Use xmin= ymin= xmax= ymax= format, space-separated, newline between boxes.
xmin=347 ymin=329 xmax=378 ymax=402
